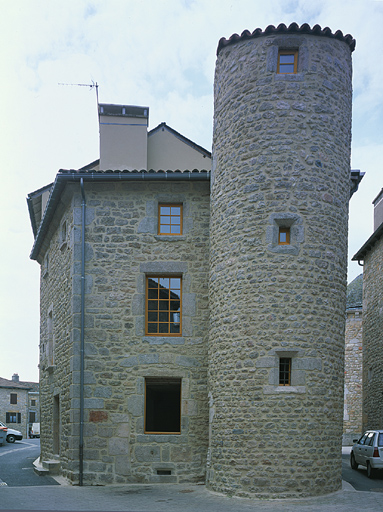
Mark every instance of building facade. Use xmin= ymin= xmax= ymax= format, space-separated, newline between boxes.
xmin=353 ymin=189 xmax=383 ymax=431
xmin=28 ymin=24 xmax=362 ymax=498
xmin=0 ymin=374 xmax=39 ymax=439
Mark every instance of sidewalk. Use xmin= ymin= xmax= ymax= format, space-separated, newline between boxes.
xmin=1 ymin=479 xmax=383 ymax=512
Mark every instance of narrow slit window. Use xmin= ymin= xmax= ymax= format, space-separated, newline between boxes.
xmin=145 ymin=378 xmax=181 ymax=434
xmin=146 ymin=276 xmax=182 ymax=336
xmin=279 ymin=358 xmax=291 ymax=386
xmin=277 ymin=50 xmax=298 ymax=74
xmin=278 ymin=227 xmax=290 ymax=245
xmin=158 ymin=204 xmax=182 ymax=235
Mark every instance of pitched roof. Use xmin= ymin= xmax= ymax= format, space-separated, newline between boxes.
xmin=0 ymin=377 xmax=39 ymax=392
xmin=352 ymin=222 xmax=383 ymax=262
xmin=217 ymin=23 xmax=356 ymax=56
xmin=346 ymin=274 xmax=363 ymax=310
xmin=148 ymin=123 xmax=212 ymax=159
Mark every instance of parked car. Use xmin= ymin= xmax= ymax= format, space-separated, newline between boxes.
xmin=30 ymin=422 xmax=40 ymax=438
xmin=0 ymin=421 xmax=23 ymax=443
xmin=350 ymin=430 xmax=383 ymax=478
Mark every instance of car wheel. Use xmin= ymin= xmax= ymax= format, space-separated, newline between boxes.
xmin=7 ymin=434 xmax=15 ymax=443
xmin=350 ymin=452 xmax=358 ymax=470
xmin=367 ymin=461 xmax=375 ymax=479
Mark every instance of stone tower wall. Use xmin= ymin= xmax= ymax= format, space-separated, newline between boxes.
xmin=208 ymin=31 xmax=353 ymax=498
xmin=362 ymin=235 xmax=383 ymax=430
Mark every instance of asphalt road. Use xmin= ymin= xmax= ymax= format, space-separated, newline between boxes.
xmin=341 ymin=448 xmax=383 ymax=492
xmin=0 ymin=439 xmax=59 ymax=487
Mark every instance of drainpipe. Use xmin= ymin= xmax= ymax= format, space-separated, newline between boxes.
xmin=79 ymin=178 xmax=86 ymax=486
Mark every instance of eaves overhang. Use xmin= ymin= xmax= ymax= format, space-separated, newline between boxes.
xmin=352 ymin=222 xmax=383 ymax=263
xmin=29 ymin=169 xmax=211 ymax=261
xmin=217 ymin=22 xmax=356 ymax=56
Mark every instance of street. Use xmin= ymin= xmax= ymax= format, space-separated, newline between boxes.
xmin=341 ymin=447 xmax=383 ymax=492
xmin=0 ymin=439 xmax=58 ymax=487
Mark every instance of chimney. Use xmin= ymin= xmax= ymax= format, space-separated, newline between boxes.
xmin=12 ymin=373 xmax=19 ymax=383
xmin=99 ymin=104 xmax=149 ymax=171
xmin=373 ymin=188 xmax=383 ymax=231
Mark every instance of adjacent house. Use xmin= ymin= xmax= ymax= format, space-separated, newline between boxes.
xmin=352 ymin=188 xmax=383 ymax=431
xmin=0 ymin=374 xmax=39 ymax=439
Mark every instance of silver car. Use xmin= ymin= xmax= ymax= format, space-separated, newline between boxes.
xmin=350 ymin=430 xmax=383 ymax=478
xmin=0 ymin=421 xmax=23 ymax=443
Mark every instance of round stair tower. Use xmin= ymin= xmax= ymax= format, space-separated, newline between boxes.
xmin=207 ymin=23 xmax=355 ymax=498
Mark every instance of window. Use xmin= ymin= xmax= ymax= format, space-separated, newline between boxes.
xmin=158 ymin=204 xmax=182 ymax=235
xmin=277 ymin=50 xmax=298 ymax=74
xmin=278 ymin=227 xmax=290 ymax=245
xmin=279 ymin=358 xmax=291 ymax=386
xmin=145 ymin=378 xmax=181 ymax=434
xmin=146 ymin=276 xmax=181 ymax=336
xmin=31 ymin=399 xmax=36 ymax=407
xmin=29 ymin=412 xmax=36 ymax=423
xmin=6 ymin=412 xmax=21 ymax=423
xmin=10 ymin=393 xmax=17 ymax=405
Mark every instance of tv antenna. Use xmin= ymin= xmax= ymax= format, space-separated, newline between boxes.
xmin=58 ymin=80 xmax=99 ymax=106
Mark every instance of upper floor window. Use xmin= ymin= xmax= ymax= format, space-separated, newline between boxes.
xmin=278 ymin=227 xmax=290 ymax=245
xmin=10 ymin=393 xmax=17 ymax=405
xmin=158 ymin=204 xmax=182 ymax=235
xmin=279 ymin=357 xmax=291 ymax=386
xmin=6 ymin=412 xmax=20 ymax=423
xmin=146 ymin=276 xmax=181 ymax=336
xmin=31 ymin=399 xmax=36 ymax=407
xmin=277 ymin=50 xmax=298 ymax=74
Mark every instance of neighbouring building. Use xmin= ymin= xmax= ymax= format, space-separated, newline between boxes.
xmin=27 ymin=23 xmax=364 ymax=498
xmin=0 ymin=374 xmax=39 ymax=438
xmin=343 ymin=274 xmax=363 ymax=445
xmin=352 ymin=188 xmax=383 ymax=431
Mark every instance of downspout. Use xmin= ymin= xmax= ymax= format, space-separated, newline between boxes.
xmin=79 ymin=178 xmax=86 ymax=486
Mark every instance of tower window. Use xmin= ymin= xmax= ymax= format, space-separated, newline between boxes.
xmin=277 ymin=50 xmax=298 ymax=74
xmin=146 ymin=276 xmax=182 ymax=336
xmin=279 ymin=358 xmax=291 ymax=386
xmin=158 ymin=204 xmax=182 ymax=235
xmin=278 ymin=227 xmax=290 ymax=245
xmin=145 ymin=378 xmax=181 ymax=434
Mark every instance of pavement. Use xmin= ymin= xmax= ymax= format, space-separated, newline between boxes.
xmin=0 ymin=448 xmax=382 ymax=512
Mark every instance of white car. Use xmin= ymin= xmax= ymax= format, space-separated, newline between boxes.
xmin=350 ymin=430 xmax=383 ymax=478
xmin=0 ymin=421 xmax=23 ymax=443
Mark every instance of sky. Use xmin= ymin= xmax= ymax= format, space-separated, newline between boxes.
xmin=0 ymin=0 xmax=382 ymax=382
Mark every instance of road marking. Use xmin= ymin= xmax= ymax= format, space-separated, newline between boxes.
xmin=0 ymin=444 xmax=38 ymax=457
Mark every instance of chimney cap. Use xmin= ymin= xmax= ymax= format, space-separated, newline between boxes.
xmin=98 ymin=104 xmax=149 ymax=119
xmin=12 ymin=373 xmax=19 ymax=382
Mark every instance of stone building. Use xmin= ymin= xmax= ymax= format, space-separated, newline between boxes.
xmin=343 ymin=274 xmax=363 ymax=445
xmin=0 ymin=374 xmax=39 ymax=438
xmin=352 ymin=188 xmax=383 ymax=431
xmin=28 ymin=24 xmax=363 ymax=498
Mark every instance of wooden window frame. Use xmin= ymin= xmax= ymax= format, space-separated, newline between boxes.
xmin=278 ymin=227 xmax=290 ymax=245
xmin=145 ymin=276 xmax=182 ymax=336
xmin=279 ymin=357 xmax=292 ymax=386
xmin=144 ymin=378 xmax=182 ymax=434
xmin=277 ymin=50 xmax=298 ymax=74
xmin=158 ymin=203 xmax=183 ymax=235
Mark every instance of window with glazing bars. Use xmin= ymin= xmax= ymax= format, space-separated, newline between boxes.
xmin=279 ymin=357 xmax=291 ymax=386
xmin=146 ymin=276 xmax=181 ymax=335
xmin=158 ymin=204 xmax=182 ymax=235
xmin=277 ymin=50 xmax=298 ymax=74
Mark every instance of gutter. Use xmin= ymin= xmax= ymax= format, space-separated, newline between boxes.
xmin=79 ymin=178 xmax=86 ymax=486
xmin=29 ymin=170 xmax=210 ymax=261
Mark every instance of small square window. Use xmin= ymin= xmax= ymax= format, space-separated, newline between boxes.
xmin=31 ymin=399 xmax=36 ymax=407
xmin=278 ymin=227 xmax=290 ymax=245
xmin=277 ymin=50 xmax=298 ymax=74
xmin=145 ymin=378 xmax=181 ymax=434
xmin=158 ymin=204 xmax=182 ymax=235
xmin=10 ymin=393 xmax=17 ymax=405
xmin=146 ymin=276 xmax=182 ymax=336
xmin=279 ymin=358 xmax=291 ymax=386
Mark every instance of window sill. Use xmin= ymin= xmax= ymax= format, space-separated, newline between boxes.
xmin=143 ymin=336 xmax=185 ymax=345
xmin=263 ymin=385 xmax=306 ymax=394
xmin=154 ymin=235 xmax=186 ymax=242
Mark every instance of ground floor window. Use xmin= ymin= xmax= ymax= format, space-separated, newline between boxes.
xmin=145 ymin=378 xmax=181 ymax=434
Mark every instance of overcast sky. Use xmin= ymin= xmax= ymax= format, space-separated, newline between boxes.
xmin=0 ymin=0 xmax=382 ymax=382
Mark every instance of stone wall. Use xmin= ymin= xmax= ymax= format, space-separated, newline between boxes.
xmin=208 ymin=32 xmax=352 ymax=498
xmin=39 ymin=179 xmax=210 ymax=484
xmin=343 ymin=309 xmax=363 ymax=444
xmin=362 ymin=235 xmax=383 ymax=430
